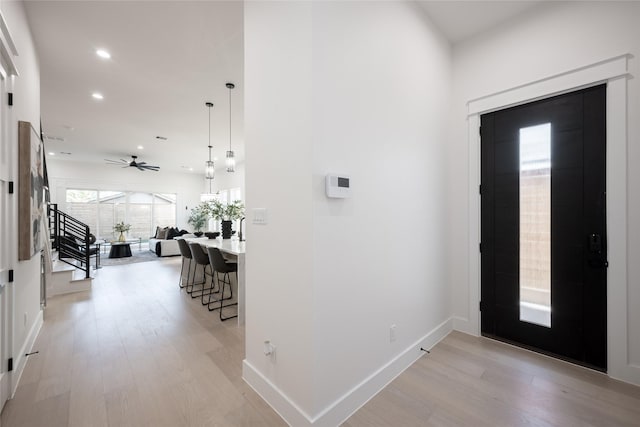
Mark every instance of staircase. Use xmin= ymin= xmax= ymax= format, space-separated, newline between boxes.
xmin=49 ymin=253 xmax=93 ymax=296
xmin=47 ymin=204 xmax=98 ymax=295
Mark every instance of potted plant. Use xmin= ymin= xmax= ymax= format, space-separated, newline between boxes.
xmin=188 ymin=202 xmax=209 ymax=237
xmin=113 ymin=221 xmax=131 ymax=242
xmin=208 ymin=199 xmax=244 ymax=239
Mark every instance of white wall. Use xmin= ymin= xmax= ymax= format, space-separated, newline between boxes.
xmin=244 ymin=1 xmax=451 ymax=424
xmin=310 ymin=0 xmax=451 ymax=416
xmin=47 ymin=159 xmax=203 ymax=230
xmin=0 ymin=0 xmax=43 ymax=395
xmin=244 ymin=0 xmax=315 ymax=418
xmin=449 ymin=1 xmax=640 ymax=382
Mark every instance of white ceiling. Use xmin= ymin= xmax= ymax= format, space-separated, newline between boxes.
xmin=418 ymin=1 xmax=544 ymax=44
xmin=25 ymin=1 xmax=244 ymax=175
xmin=24 ymin=1 xmax=544 ymax=176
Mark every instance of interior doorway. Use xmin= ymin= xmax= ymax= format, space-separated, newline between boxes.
xmin=0 ymin=62 xmax=12 ymax=412
xmin=480 ymin=85 xmax=607 ymax=370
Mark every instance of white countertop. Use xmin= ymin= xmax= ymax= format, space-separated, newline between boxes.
xmin=184 ymin=237 xmax=246 ymax=256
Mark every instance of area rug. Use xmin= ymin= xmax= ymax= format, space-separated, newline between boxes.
xmin=99 ymin=250 xmax=179 ymax=267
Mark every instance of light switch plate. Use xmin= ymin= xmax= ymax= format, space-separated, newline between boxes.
xmin=253 ymin=208 xmax=268 ymax=225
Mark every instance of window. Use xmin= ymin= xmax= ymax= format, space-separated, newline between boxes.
xmin=519 ymin=123 xmax=551 ymax=328
xmin=65 ymin=189 xmax=176 ymax=241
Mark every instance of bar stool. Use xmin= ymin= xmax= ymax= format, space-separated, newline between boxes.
xmin=176 ymin=238 xmax=193 ymax=290
xmin=207 ymin=247 xmax=238 ymax=321
xmin=188 ymin=242 xmax=214 ymax=299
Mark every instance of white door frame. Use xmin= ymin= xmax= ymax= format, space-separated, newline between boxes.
xmin=465 ymin=54 xmax=639 ymax=385
xmin=0 ymin=9 xmax=20 ymax=409
xmin=0 ymin=53 xmax=12 ymax=412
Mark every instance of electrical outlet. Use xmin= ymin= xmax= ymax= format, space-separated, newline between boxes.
xmin=390 ymin=324 xmax=397 ymax=343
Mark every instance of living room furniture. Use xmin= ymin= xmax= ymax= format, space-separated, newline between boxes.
xmin=176 ymin=238 xmax=193 ymax=290
xmin=149 ymin=234 xmax=197 ymax=257
xmin=101 ymin=237 xmax=142 ymax=254
xmin=58 ymin=235 xmax=101 ymax=269
xmin=188 ymin=242 xmax=215 ymax=301
xmin=207 ymin=246 xmax=238 ymax=321
xmin=109 ymin=242 xmax=132 ymax=258
xmin=185 ymin=237 xmax=245 ymax=325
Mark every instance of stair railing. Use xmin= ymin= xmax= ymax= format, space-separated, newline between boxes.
xmin=48 ymin=204 xmax=98 ymax=279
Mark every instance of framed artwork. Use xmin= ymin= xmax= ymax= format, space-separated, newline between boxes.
xmin=18 ymin=121 xmax=45 ymax=260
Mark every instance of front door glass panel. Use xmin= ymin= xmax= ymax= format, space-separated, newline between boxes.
xmin=519 ymin=123 xmax=551 ymax=327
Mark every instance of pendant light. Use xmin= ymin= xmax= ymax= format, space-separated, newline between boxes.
xmin=225 ymin=82 xmax=236 ymax=173
xmin=204 ymin=101 xmax=215 ymax=181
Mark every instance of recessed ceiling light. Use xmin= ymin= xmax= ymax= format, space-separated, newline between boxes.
xmin=137 ymin=145 xmax=144 ymax=150
xmin=96 ymin=49 xmax=111 ymax=59
xmin=48 ymin=152 xmax=55 ymax=156
xmin=92 ymin=92 xmax=104 ymax=100
xmin=213 ymin=157 xmax=218 ymax=161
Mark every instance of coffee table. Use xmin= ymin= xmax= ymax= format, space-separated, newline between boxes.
xmin=109 ymin=242 xmax=132 ymax=258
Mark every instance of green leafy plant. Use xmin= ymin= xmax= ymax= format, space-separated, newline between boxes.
xmin=207 ymin=199 xmax=244 ymax=221
xmin=188 ymin=202 xmax=209 ymax=232
xmin=113 ymin=221 xmax=131 ymax=233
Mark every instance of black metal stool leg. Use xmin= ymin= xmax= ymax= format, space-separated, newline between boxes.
xmin=179 ymin=257 xmax=191 ymax=289
xmin=219 ymin=272 xmax=238 ymax=321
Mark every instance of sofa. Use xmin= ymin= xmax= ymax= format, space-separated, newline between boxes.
xmin=149 ymin=227 xmax=195 ymax=257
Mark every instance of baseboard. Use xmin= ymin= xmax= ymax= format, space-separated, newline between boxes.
xmin=11 ymin=309 xmax=43 ymax=397
xmin=242 ymin=361 xmax=312 ymax=427
xmin=452 ymin=315 xmax=477 ymax=336
xmin=243 ymin=317 xmax=453 ymax=426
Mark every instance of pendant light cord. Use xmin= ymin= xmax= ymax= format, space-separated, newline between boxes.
xmin=229 ymin=86 xmax=232 ymax=151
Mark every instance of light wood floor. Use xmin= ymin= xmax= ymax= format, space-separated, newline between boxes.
xmin=344 ymin=332 xmax=640 ymax=426
xmin=2 ymin=258 xmax=640 ymax=427
xmin=0 ymin=258 xmax=286 ymax=427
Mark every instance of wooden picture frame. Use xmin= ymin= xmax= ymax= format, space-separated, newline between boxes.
xmin=18 ymin=121 xmax=45 ymax=260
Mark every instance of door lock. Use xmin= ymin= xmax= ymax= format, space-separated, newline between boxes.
xmin=589 ymin=233 xmax=602 ymax=254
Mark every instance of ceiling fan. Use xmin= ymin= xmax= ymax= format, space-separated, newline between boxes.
xmin=105 ymin=155 xmax=160 ymax=172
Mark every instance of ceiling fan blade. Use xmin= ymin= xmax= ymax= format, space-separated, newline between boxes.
xmin=137 ymin=161 xmax=147 ymax=165
xmin=105 ymin=159 xmax=127 ymax=164
xmin=136 ymin=165 xmax=146 ymax=171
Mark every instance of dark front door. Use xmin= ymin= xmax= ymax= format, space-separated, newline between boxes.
xmin=480 ymin=84 xmax=607 ymax=370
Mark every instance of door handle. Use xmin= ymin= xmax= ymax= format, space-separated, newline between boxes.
xmin=587 ymin=233 xmax=608 ymax=268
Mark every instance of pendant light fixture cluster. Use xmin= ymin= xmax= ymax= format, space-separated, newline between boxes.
xmin=203 ymin=82 xmax=236 ymax=185
xmin=225 ymin=82 xmax=236 ymax=173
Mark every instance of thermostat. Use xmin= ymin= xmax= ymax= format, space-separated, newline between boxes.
xmin=325 ymin=174 xmax=350 ymax=198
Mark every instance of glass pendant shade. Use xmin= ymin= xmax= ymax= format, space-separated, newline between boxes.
xmin=226 ymin=82 xmax=236 ymax=173
xmin=205 ymin=160 xmax=215 ymax=179
xmin=226 ymin=151 xmax=235 ymax=172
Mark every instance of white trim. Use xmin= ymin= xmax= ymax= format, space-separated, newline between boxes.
xmin=10 ymin=309 xmax=42 ymax=397
xmin=467 ymin=54 xmax=628 ymax=115
xmin=0 ymin=11 xmax=18 ymax=76
xmin=464 ymin=55 xmax=638 ymax=385
xmin=243 ymin=318 xmax=453 ymax=426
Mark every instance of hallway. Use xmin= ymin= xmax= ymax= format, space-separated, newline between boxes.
xmin=2 ymin=258 xmax=640 ymax=426
xmin=1 ymin=258 xmax=284 ymax=426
